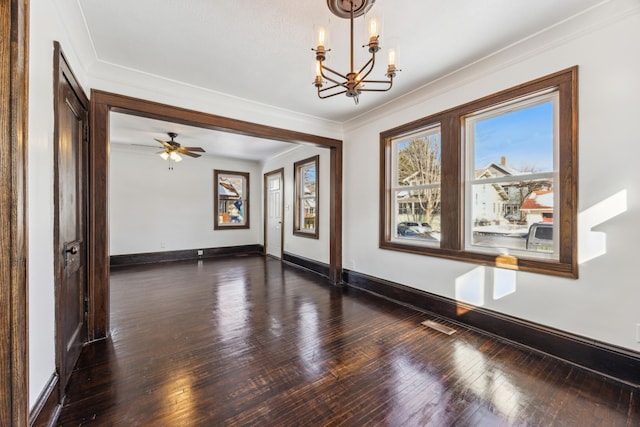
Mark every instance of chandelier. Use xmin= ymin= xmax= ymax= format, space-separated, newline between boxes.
xmin=313 ymin=0 xmax=398 ymax=105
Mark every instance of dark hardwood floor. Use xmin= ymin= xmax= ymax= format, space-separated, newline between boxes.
xmin=58 ymin=255 xmax=639 ymax=426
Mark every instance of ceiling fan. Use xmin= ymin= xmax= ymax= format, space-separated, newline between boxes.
xmin=154 ymin=132 xmax=205 ymax=168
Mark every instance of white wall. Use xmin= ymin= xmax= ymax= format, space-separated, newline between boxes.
xmin=27 ymin=0 xmax=93 ymax=409
xmin=343 ymin=0 xmax=640 ymax=352
xmin=262 ymin=145 xmax=331 ymax=264
xmin=109 ymin=144 xmax=262 ymax=255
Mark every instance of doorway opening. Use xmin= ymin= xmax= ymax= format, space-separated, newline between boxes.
xmin=88 ymin=90 xmax=343 ymax=339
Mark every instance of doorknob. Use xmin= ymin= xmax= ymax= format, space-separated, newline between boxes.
xmin=65 ymin=245 xmax=78 ymax=255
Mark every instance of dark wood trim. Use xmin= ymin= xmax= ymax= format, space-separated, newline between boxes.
xmin=343 ymin=269 xmax=640 ymax=389
xmin=29 ymin=373 xmax=61 ymax=427
xmin=379 ymin=67 xmax=579 ymax=279
xmin=110 ymin=245 xmax=264 ymax=267
xmin=263 ymin=168 xmax=285 ymax=259
xmin=329 ymin=143 xmax=342 ymax=284
xmin=293 ymin=155 xmax=320 ymax=239
xmin=88 ymin=99 xmax=110 ymax=341
xmin=95 ymin=90 xmax=343 ymax=148
xmin=283 ymin=252 xmax=330 ymax=278
xmin=0 ymin=0 xmax=29 ymax=425
xmin=90 ymin=90 xmax=343 ymax=337
xmin=213 ymin=169 xmax=250 ymax=230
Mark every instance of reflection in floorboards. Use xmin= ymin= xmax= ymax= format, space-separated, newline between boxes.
xmin=58 ymin=255 xmax=639 ymax=426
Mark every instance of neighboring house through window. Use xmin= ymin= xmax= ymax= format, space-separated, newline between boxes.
xmin=214 ymin=170 xmax=250 ymax=229
xmin=380 ymin=67 xmax=578 ymax=277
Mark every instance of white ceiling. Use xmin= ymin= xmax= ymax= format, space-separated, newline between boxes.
xmin=109 ymin=112 xmax=299 ymax=162
xmin=83 ymin=0 xmax=605 ymax=160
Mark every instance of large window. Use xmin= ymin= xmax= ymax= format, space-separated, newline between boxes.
xmin=294 ymin=155 xmax=319 ymax=238
xmin=380 ymin=67 xmax=578 ymax=277
xmin=214 ymin=170 xmax=249 ymax=230
xmin=390 ymin=125 xmax=442 ymax=246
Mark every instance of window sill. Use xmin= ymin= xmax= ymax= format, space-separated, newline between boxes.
xmin=379 ymin=240 xmax=578 ymax=279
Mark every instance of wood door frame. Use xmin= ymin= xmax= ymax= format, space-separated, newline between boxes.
xmin=264 ymin=168 xmax=285 ymax=259
xmin=89 ymin=90 xmax=343 ymax=339
xmin=0 ymin=0 xmax=29 ymax=425
xmin=53 ymin=41 xmax=90 ymax=395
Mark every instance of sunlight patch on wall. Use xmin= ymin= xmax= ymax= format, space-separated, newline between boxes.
xmin=493 ymin=268 xmax=517 ymax=300
xmin=578 ymin=190 xmax=627 ymax=264
xmin=455 ymin=267 xmax=485 ymax=311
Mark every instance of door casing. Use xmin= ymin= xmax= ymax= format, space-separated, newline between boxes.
xmin=0 ymin=0 xmax=29 ymax=424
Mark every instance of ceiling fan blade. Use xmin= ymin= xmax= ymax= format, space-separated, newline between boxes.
xmin=154 ymin=138 xmax=173 ymax=149
xmin=182 ymin=146 xmax=205 ymax=152
xmin=181 ymin=151 xmax=201 ymax=158
xmin=178 ymin=146 xmax=204 ymax=155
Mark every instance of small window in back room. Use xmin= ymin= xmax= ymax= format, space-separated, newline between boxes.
xmin=294 ymin=155 xmax=319 ymax=239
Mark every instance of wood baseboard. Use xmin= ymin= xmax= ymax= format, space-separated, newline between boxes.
xmin=110 ymin=244 xmax=264 ymax=267
xmin=29 ymin=373 xmax=61 ymax=427
xmin=282 ymin=252 xmax=330 ymax=278
xmin=343 ymin=269 xmax=640 ymax=389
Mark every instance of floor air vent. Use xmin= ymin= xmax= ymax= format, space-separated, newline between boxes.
xmin=421 ymin=320 xmax=457 ymax=336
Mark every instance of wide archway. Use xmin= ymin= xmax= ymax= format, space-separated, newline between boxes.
xmin=88 ymin=90 xmax=343 ymax=340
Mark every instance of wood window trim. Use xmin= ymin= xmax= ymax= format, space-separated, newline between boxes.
xmin=293 ymin=155 xmax=320 ymax=239
xmin=214 ymin=170 xmax=250 ymax=230
xmin=380 ymin=67 xmax=578 ymax=278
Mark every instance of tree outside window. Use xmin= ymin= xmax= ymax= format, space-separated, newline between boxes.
xmin=392 ymin=126 xmax=441 ymax=245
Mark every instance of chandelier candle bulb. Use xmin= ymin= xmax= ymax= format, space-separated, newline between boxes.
xmin=368 ymin=17 xmax=378 ymax=38
xmin=386 ymin=48 xmax=397 ymax=78
xmin=388 ymin=48 xmax=396 ymax=66
xmin=317 ymin=26 xmax=327 ymax=46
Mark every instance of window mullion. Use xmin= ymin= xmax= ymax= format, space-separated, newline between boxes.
xmin=439 ymin=114 xmax=462 ymax=250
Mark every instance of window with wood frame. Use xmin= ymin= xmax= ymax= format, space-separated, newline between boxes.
xmin=214 ymin=170 xmax=250 ymax=229
xmin=294 ymin=155 xmax=319 ymax=238
xmin=380 ymin=67 xmax=578 ymax=278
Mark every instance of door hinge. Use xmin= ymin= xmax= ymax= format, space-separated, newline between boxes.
xmin=84 ymin=297 xmax=89 ymax=315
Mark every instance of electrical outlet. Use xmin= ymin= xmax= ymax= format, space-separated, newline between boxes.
xmin=197 ymin=250 xmax=203 ymax=256
xmin=160 ymin=242 xmax=166 ymax=249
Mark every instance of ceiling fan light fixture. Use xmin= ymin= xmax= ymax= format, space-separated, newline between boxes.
xmin=153 ymin=132 xmax=204 ymax=169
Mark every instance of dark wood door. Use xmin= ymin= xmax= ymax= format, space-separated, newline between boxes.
xmin=54 ymin=42 xmax=89 ymax=394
